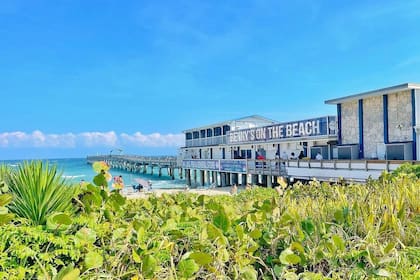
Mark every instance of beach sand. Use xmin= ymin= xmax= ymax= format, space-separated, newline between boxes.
xmin=121 ymin=186 xmax=245 ymax=199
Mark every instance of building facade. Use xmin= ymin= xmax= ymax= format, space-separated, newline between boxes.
xmin=325 ymin=83 xmax=420 ymax=160
xmin=180 ymin=115 xmax=338 ymax=161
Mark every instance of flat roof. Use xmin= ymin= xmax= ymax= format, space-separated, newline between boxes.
xmin=325 ymin=83 xmax=420 ymax=105
xmin=182 ymin=115 xmax=276 ymax=133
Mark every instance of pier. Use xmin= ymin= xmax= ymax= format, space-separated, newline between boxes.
xmin=87 ymin=155 xmax=416 ymax=188
xmin=87 ymin=155 xmax=181 ymax=180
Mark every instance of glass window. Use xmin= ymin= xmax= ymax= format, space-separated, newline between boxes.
xmin=223 ymin=125 xmax=230 ymax=135
xmin=207 ymin=128 xmax=212 ymax=137
xmin=186 ymin=133 xmax=192 ymax=140
xmin=193 ymin=131 xmax=199 ymax=139
xmin=200 ymin=130 xmax=206 ymax=138
xmin=214 ymin=127 xmax=222 ymax=136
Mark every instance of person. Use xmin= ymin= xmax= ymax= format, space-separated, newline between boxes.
xmin=290 ymin=152 xmax=298 ymax=160
xmin=298 ymin=151 xmax=304 ymax=159
xmin=315 ymin=152 xmax=323 ymax=160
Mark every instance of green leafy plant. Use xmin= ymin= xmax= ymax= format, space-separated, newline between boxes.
xmin=5 ymin=161 xmax=75 ymax=225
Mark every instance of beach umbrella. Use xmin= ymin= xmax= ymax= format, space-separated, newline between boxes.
xmin=134 ymin=178 xmax=151 ymax=188
xmin=92 ymin=161 xmax=110 ymax=173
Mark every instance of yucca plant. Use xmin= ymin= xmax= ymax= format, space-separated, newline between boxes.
xmin=5 ymin=161 xmax=75 ymax=225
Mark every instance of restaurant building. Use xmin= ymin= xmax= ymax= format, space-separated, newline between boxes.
xmin=179 ymin=83 xmax=419 ymax=186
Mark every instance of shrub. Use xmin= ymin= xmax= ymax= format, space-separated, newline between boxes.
xmin=5 ymin=161 xmax=75 ymax=225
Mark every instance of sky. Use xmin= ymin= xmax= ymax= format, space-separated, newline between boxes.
xmin=1 ymin=0 xmax=420 ymax=160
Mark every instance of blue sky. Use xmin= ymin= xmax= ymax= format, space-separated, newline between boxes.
xmin=1 ymin=0 xmax=420 ymax=159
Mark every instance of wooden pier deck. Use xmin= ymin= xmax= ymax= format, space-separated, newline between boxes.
xmin=87 ymin=155 xmax=180 ymax=179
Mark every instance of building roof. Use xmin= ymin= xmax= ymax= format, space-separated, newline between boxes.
xmin=325 ymin=83 xmax=420 ymax=105
xmin=182 ymin=115 xmax=276 ymax=133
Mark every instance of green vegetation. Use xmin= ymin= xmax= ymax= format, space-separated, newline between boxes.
xmin=0 ymin=161 xmax=419 ymax=279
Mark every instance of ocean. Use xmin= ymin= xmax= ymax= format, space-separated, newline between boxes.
xmin=0 ymin=158 xmax=187 ymax=189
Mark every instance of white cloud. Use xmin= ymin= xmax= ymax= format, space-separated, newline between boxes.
xmin=0 ymin=130 xmax=183 ymax=148
xmin=120 ymin=132 xmax=184 ymax=147
xmin=78 ymin=131 xmax=118 ymax=147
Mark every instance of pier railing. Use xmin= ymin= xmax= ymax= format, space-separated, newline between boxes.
xmin=181 ymin=158 xmax=417 ymax=182
xmin=87 ymin=155 xmax=178 ymax=167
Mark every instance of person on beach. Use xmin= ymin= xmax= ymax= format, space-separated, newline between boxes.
xmin=113 ymin=175 xmax=124 ymax=192
xmin=246 ymin=183 xmax=252 ymax=190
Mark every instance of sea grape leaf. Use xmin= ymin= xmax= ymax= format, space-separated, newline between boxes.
xmin=249 ymin=228 xmax=262 ymax=239
xmin=0 ymin=193 xmax=12 ymax=206
xmin=0 ymin=213 xmax=14 ymax=225
xmin=213 ymin=211 xmax=230 ymax=232
xmin=55 ymin=263 xmax=80 ymax=280
xmin=291 ymin=242 xmax=305 ymax=254
xmin=332 ymin=234 xmax=345 ymax=251
xmin=142 ymin=255 xmax=157 ymax=278
xmin=236 ymin=225 xmax=244 ymax=241
xmin=132 ymin=249 xmax=141 ymax=263
xmin=75 ymin=227 xmax=97 ymax=246
xmin=84 ymin=251 xmax=103 ymax=269
xmin=334 ymin=209 xmax=344 ymax=224
xmin=207 ymin=223 xmax=223 ymax=239
xmin=239 ymin=266 xmax=257 ymax=280
xmin=93 ymin=173 xmax=107 ymax=188
xmin=177 ymin=259 xmax=199 ymax=278
xmin=190 ymin=252 xmax=213 ymax=265
xmin=301 ymin=218 xmax=315 ymax=236
xmin=0 ymin=206 xmax=8 ymax=215
xmin=280 ymin=248 xmax=301 ymax=265
xmin=46 ymin=212 xmax=72 ymax=231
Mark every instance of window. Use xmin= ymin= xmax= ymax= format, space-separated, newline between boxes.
xmin=223 ymin=125 xmax=230 ymax=135
xmin=200 ymin=130 xmax=206 ymax=138
xmin=207 ymin=128 xmax=213 ymax=137
xmin=193 ymin=131 xmax=199 ymax=139
xmin=186 ymin=133 xmax=192 ymax=140
xmin=214 ymin=127 xmax=222 ymax=136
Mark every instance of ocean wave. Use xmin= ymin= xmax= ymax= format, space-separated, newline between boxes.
xmin=62 ymin=175 xmax=85 ymax=179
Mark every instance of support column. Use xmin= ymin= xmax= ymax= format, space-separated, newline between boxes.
xmin=226 ymin=173 xmax=231 ymax=186
xmin=206 ymin=171 xmax=212 ymax=186
xmin=186 ymin=169 xmax=191 ymax=186
xmin=262 ymin=175 xmax=267 ymax=187
xmin=241 ymin=174 xmax=247 ymax=186
xmin=151 ymin=166 xmax=154 ymax=175
xmin=193 ymin=170 xmax=197 ymax=188
xmin=158 ymin=167 xmax=162 ymax=177
xmin=220 ymin=172 xmax=226 ymax=187
xmin=179 ymin=168 xmax=183 ymax=179
xmin=358 ymin=99 xmax=364 ymax=159
xmin=170 ymin=168 xmax=175 ymax=180
xmin=232 ymin=173 xmax=238 ymax=185
xmin=252 ymin=174 xmax=258 ymax=186
xmin=212 ymin=172 xmax=218 ymax=186
xmin=267 ymin=176 xmax=272 ymax=188
xmin=200 ymin=170 xmax=205 ymax=186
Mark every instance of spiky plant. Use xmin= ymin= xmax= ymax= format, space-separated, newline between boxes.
xmin=6 ymin=161 xmax=75 ymax=225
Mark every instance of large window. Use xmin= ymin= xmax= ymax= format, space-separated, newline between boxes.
xmin=193 ymin=131 xmax=199 ymax=139
xmin=186 ymin=133 xmax=192 ymax=140
xmin=214 ymin=127 xmax=222 ymax=136
xmin=200 ymin=130 xmax=206 ymax=138
xmin=223 ymin=125 xmax=230 ymax=135
xmin=207 ymin=128 xmax=213 ymax=137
